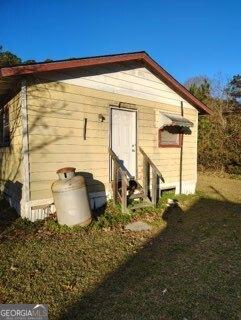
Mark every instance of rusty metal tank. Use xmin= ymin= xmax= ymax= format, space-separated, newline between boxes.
xmin=51 ymin=167 xmax=92 ymax=227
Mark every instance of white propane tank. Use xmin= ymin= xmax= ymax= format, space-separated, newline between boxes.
xmin=51 ymin=167 xmax=92 ymax=227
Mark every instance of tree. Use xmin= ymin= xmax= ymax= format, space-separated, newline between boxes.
xmin=0 ymin=46 xmax=22 ymax=68
xmin=184 ymin=76 xmax=211 ymax=103
xmin=226 ymin=75 xmax=241 ymax=107
xmin=185 ymin=74 xmax=241 ymax=174
xmin=189 ymin=79 xmax=211 ymax=104
xmin=24 ymin=59 xmax=37 ymax=64
xmin=0 ymin=46 xmax=38 ymax=67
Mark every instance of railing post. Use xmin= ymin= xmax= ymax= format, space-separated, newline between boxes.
xmin=143 ymin=157 xmax=150 ymax=198
xmin=121 ymin=174 xmax=128 ymax=213
xmin=113 ymin=161 xmax=118 ymax=204
xmin=152 ymin=169 xmax=158 ymax=206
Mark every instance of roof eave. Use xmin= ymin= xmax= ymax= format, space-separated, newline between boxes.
xmin=0 ymin=51 xmax=212 ymax=115
xmin=0 ymin=52 xmax=146 ymax=78
xmin=142 ymin=54 xmax=212 ymax=115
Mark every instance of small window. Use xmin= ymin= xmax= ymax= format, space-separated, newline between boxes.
xmin=0 ymin=106 xmax=10 ymax=147
xmin=159 ymin=126 xmax=182 ymax=148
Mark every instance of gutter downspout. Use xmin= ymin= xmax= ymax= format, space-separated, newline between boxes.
xmin=21 ymin=79 xmax=30 ymax=218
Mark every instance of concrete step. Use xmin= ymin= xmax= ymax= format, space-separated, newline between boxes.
xmin=128 ymin=198 xmax=153 ymax=210
xmin=128 ymin=191 xmax=145 ymax=199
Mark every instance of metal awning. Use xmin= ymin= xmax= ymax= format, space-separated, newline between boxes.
xmin=159 ymin=113 xmax=194 ymax=129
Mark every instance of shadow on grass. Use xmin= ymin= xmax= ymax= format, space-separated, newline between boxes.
xmin=59 ymin=196 xmax=241 ymax=320
xmin=0 ymin=199 xmax=19 ymax=234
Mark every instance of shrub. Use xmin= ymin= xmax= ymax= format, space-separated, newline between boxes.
xmin=198 ymin=113 xmax=241 ymax=174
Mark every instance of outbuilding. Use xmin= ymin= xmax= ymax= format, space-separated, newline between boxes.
xmin=0 ymin=52 xmax=211 ymax=221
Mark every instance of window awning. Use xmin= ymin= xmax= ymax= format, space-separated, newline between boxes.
xmin=159 ymin=113 xmax=194 ymax=129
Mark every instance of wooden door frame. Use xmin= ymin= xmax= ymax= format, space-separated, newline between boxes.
xmin=109 ymin=106 xmax=138 ymax=180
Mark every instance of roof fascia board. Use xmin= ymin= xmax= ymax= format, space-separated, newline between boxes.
xmin=0 ymin=53 xmax=145 ymax=78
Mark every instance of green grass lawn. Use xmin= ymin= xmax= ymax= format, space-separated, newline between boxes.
xmin=0 ymin=173 xmax=241 ymax=320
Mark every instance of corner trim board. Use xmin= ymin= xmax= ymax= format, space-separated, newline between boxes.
xmin=21 ymin=80 xmax=30 ymax=218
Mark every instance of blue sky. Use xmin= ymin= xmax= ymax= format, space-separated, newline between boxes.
xmin=1 ymin=0 xmax=240 ymax=83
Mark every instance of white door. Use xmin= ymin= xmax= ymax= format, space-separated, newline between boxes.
xmin=111 ymin=108 xmax=136 ymax=177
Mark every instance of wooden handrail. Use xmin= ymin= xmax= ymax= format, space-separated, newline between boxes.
xmin=109 ymin=148 xmax=133 ymax=179
xmin=109 ymin=147 xmax=164 ymax=210
xmin=139 ymin=147 xmax=164 ymax=182
xmin=139 ymin=147 xmax=165 ymax=206
xmin=109 ymin=147 xmax=130 ymax=212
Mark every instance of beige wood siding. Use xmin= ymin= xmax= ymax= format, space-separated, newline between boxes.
xmin=27 ymin=80 xmax=198 ymax=201
xmin=0 ymin=92 xmax=23 ymax=210
xmin=43 ymin=62 xmax=195 ymax=109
